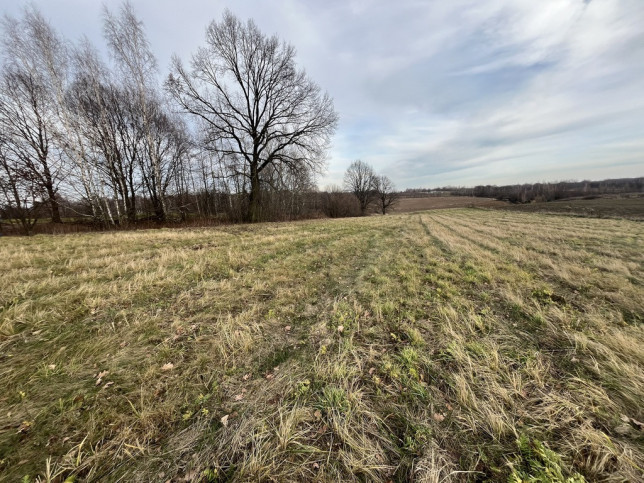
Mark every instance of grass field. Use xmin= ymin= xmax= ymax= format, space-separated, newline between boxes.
xmin=503 ymin=195 xmax=644 ymax=221
xmin=391 ymin=196 xmax=507 ymax=213
xmin=1 ymin=209 xmax=643 ymax=482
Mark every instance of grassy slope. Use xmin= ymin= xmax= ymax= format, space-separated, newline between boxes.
xmin=1 ymin=210 xmax=643 ymax=482
xmin=503 ymin=196 xmax=644 ymax=220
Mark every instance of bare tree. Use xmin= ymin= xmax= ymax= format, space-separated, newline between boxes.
xmin=167 ymin=10 xmax=338 ymax=222
xmin=374 ymin=174 xmax=399 ymax=214
xmin=103 ymin=1 xmax=172 ymax=221
xmin=0 ymin=9 xmax=67 ymax=223
xmin=0 ymin=68 xmax=64 ymax=223
xmin=344 ymin=160 xmax=377 ymax=215
xmin=67 ymin=69 xmax=141 ymax=224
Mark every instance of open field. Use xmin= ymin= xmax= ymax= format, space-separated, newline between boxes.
xmin=391 ymin=196 xmax=507 ymax=213
xmin=1 ymin=210 xmax=643 ymax=481
xmin=502 ymin=195 xmax=644 ymax=220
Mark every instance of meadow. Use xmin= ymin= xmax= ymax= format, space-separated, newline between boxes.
xmin=1 ymin=209 xmax=643 ymax=482
xmin=503 ymin=195 xmax=644 ymax=221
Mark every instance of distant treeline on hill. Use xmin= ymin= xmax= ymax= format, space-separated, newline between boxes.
xmin=405 ymin=177 xmax=644 ymax=203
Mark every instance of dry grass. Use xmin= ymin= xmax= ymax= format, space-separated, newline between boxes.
xmin=0 ymin=209 xmax=643 ymax=481
xmin=502 ymin=195 xmax=644 ymax=220
xmin=391 ymin=196 xmax=507 ymax=213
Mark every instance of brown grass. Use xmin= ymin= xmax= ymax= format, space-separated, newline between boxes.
xmin=0 ymin=209 xmax=642 ymax=481
xmin=501 ymin=195 xmax=644 ymax=220
xmin=391 ymin=196 xmax=507 ymax=213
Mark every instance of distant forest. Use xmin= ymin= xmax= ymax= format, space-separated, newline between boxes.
xmin=404 ymin=177 xmax=644 ymax=203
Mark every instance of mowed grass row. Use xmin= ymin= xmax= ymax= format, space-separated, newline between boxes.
xmin=0 ymin=210 xmax=643 ymax=481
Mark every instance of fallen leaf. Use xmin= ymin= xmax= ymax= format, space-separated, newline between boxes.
xmin=242 ymin=373 xmax=251 ymax=381
xmin=97 ymin=370 xmax=109 ymax=379
xmin=233 ymin=393 xmax=244 ymax=401
xmin=620 ymin=414 xmax=644 ymax=431
xmin=312 ymin=462 xmax=320 ymax=470
xmin=161 ymin=363 xmax=174 ymax=371
xmin=48 ymin=364 xmax=56 ymax=370
xmin=337 ymin=325 xmax=344 ymax=333
xmin=17 ymin=420 xmax=33 ymax=434
xmin=314 ymin=410 xmax=322 ymax=420
xmin=433 ymin=413 xmax=445 ymax=422
xmin=446 ymin=403 xmax=453 ymax=411
xmin=104 ymin=381 xmax=114 ymax=388
xmin=95 ymin=378 xmax=103 ymax=386
xmin=265 ymin=373 xmax=274 ymax=380
xmin=220 ymin=414 xmax=229 ymax=427
xmin=284 ymin=325 xmax=291 ymax=332
xmin=368 ymin=367 xmax=376 ymax=375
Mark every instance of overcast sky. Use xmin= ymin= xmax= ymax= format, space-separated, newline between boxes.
xmin=2 ymin=0 xmax=643 ymax=189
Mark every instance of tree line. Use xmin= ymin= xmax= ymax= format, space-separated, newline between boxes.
xmin=453 ymin=178 xmax=644 ymax=203
xmin=0 ymin=3 xmax=340 ymax=235
xmin=405 ymin=177 xmax=644 ymax=203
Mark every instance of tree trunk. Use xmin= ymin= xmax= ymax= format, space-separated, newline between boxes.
xmin=248 ymin=164 xmax=260 ymax=222
xmin=46 ymin=185 xmax=62 ymax=223
xmin=126 ymin=199 xmax=137 ymax=224
xmin=41 ymin=159 xmax=62 ymax=223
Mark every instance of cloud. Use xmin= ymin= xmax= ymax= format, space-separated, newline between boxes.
xmin=319 ymin=0 xmax=644 ymax=187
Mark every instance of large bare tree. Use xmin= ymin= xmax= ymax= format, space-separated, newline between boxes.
xmin=344 ymin=159 xmax=377 ymax=215
xmin=167 ymin=10 xmax=338 ymax=222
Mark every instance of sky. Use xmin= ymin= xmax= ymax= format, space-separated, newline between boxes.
xmin=1 ymin=0 xmax=643 ymax=189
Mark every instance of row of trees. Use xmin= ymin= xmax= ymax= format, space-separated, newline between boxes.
xmin=443 ymin=178 xmax=644 ymax=203
xmin=0 ymin=3 xmax=338 ymax=234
